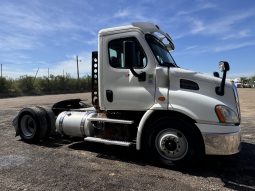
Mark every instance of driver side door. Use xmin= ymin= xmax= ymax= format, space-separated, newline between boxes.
xmin=100 ymin=31 xmax=156 ymax=111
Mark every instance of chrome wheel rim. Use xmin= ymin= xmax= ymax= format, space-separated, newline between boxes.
xmin=20 ymin=115 xmax=36 ymax=137
xmin=155 ymin=128 xmax=188 ymax=161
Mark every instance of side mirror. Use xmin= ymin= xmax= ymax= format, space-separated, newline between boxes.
xmin=219 ymin=61 xmax=230 ymax=72
xmin=124 ymin=41 xmax=136 ymax=68
xmin=123 ymin=41 xmax=146 ymax=81
xmin=216 ymin=61 xmax=230 ymax=96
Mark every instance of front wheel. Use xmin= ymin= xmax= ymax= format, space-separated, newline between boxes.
xmin=155 ymin=128 xmax=189 ymax=162
xmin=145 ymin=117 xmax=203 ymax=166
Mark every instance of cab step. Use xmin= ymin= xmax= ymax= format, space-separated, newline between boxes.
xmin=84 ymin=137 xmax=133 ymax=147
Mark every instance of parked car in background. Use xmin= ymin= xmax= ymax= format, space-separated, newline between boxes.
xmin=243 ymin=83 xmax=252 ymax=88
xmin=235 ymin=82 xmax=243 ymax=88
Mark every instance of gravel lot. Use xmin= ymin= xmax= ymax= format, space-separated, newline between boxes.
xmin=0 ymin=90 xmax=255 ymax=191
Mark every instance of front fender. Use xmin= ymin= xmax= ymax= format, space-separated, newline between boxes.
xmin=136 ymin=109 xmax=154 ymax=150
xmin=169 ymin=90 xmax=224 ymax=124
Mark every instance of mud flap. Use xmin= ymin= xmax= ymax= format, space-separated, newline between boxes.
xmin=12 ymin=115 xmax=20 ymax=136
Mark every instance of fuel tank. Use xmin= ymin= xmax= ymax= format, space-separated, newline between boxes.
xmin=56 ymin=110 xmax=97 ymax=137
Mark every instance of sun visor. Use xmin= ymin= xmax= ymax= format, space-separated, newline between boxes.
xmin=132 ymin=22 xmax=175 ymax=50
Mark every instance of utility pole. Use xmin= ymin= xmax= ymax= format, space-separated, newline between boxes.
xmin=1 ymin=64 xmax=2 ymax=79
xmin=33 ymin=68 xmax=39 ymax=85
xmin=76 ymin=55 xmax=80 ymax=89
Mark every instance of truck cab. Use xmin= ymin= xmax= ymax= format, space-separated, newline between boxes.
xmin=13 ymin=22 xmax=241 ymax=166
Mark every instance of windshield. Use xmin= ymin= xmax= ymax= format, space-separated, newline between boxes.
xmin=145 ymin=34 xmax=178 ymax=67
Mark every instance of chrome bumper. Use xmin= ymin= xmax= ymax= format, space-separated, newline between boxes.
xmin=202 ymin=131 xmax=241 ymax=155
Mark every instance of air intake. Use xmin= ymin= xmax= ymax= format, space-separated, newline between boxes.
xmin=180 ymin=79 xmax=199 ymax=90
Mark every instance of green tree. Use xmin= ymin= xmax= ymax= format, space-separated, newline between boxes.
xmin=0 ymin=73 xmax=92 ymax=97
xmin=251 ymin=75 xmax=255 ymax=83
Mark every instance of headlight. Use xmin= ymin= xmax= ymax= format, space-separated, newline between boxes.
xmin=215 ymin=105 xmax=239 ymax=124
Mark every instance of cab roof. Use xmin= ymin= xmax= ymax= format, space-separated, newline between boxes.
xmin=99 ymin=22 xmax=163 ymax=35
xmin=99 ymin=22 xmax=175 ymax=50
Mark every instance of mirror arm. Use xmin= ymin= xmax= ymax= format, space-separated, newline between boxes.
xmin=216 ymin=70 xmax=227 ymax=96
xmin=215 ymin=61 xmax=230 ymax=96
xmin=129 ymin=67 xmax=146 ymax=81
xmin=129 ymin=67 xmax=139 ymax=78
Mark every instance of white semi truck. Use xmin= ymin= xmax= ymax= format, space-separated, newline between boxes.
xmin=13 ymin=22 xmax=241 ymax=166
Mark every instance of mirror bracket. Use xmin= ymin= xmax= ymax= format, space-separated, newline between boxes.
xmin=138 ymin=72 xmax=146 ymax=81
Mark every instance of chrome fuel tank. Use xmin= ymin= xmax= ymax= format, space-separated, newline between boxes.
xmin=56 ymin=110 xmax=97 ymax=137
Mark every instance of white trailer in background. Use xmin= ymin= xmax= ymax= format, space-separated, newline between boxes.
xmin=233 ymin=78 xmax=243 ymax=88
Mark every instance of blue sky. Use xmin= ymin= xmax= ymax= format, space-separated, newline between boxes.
xmin=1 ymin=0 xmax=255 ymax=78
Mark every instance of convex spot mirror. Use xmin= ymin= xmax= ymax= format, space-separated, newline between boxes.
xmin=213 ymin=72 xmax=220 ymax=78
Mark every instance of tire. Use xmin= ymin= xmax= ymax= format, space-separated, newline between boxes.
xmin=144 ymin=117 xmax=203 ymax=166
xmin=18 ymin=107 xmax=49 ymax=143
xmin=37 ymin=106 xmax=56 ymax=137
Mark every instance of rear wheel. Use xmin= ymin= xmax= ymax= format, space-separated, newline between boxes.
xmin=144 ymin=117 xmax=203 ymax=166
xmin=20 ymin=114 xmax=37 ymax=139
xmin=18 ymin=107 xmax=50 ymax=143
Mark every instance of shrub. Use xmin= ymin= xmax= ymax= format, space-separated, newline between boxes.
xmin=17 ymin=76 xmax=36 ymax=94
xmin=0 ymin=77 xmax=9 ymax=93
xmin=0 ymin=74 xmax=92 ymax=97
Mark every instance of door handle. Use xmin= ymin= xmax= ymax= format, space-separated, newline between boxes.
xmin=106 ymin=90 xmax=113 ymax=102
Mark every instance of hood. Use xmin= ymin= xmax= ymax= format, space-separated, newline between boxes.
xmin=170 ymin=67 xmax=221 ymax=84
xmin=169 ymin=67 xmax=235 ymax=101
xmin=168 ymin=67 xmax=239 ymax=124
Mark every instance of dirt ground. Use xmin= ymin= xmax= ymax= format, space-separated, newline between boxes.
xmin=0 ymin=89 xmax=255 ymax=191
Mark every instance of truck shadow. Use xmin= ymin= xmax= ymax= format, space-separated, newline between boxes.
xmin=180 ymin=142 xmax=255 ymax=191
xmin=68 ymin=141 xmax=255 ymax=191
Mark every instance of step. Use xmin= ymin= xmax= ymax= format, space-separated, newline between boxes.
xmin=87 ymin=117 xmax=133 ymax=125
xmin=84 ymin=137 xmax=133 ymax=147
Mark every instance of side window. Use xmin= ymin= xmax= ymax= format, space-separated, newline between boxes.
xmin=108 ymin=37 xmax=147 ymax=69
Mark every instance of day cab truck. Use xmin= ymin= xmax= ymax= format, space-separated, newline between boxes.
xmin=13 ymin=22 xmax=241 ymax=166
